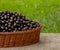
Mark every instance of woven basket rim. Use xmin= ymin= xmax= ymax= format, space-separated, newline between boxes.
xmin=0 ymin=22 xmax=42 ymax=35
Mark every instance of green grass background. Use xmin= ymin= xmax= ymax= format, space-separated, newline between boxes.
xmin=0 ymin=0 xmax=60 ymax=33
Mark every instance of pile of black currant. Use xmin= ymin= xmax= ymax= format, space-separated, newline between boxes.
xmin=0 ymin=11 xmax=40 ymax=32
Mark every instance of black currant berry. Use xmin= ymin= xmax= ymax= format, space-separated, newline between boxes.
xmin=0 ymin=11 xmax=40 ymax=32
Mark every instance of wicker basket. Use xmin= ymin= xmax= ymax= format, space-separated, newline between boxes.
xmin=0 ymin=23 xmax=42 ymax=48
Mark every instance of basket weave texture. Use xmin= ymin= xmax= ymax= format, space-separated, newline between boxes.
xmin=0 ymin=23 xmax=42 ymax=47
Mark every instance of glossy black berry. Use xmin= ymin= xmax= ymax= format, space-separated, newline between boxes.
xmin=5 ymin=23 xmax=8 ymax=26
xmin=4 ymin=15 xmax=7 ymax=19
xmin=28 ymin=27 xmax=32 ymax=30
xmin=2 ymin=21 xmax=5 ymax=23
xmin=3 ymin=30 xmax=5 ymax=32
xmin=18 ymin=27 xmax=21 ymax=31
xmin=33 ymin=25 xmax=37 ymax=28
xmin=8 ymin=28 xmax=11 ymax=32
xmin=1 ymin=26 xmax=4 ymax=29
xmin=22 ymin=27 xmax=28 ymax=31
xmin=15 ymin=20 xmax=18 ymax=22
xmin=14 ymin=23 xmax=16 ymax=26
xmin=1 ymin=17 xmax=4 ymax=20
xmin=0 ymin=11 xmax=40 ymax=32
xmin=5 ymin=27 xmax=8 ymax=30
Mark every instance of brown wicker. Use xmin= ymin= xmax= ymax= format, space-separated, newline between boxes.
xmin=0 ymin=23 xmax=42 ymax=48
